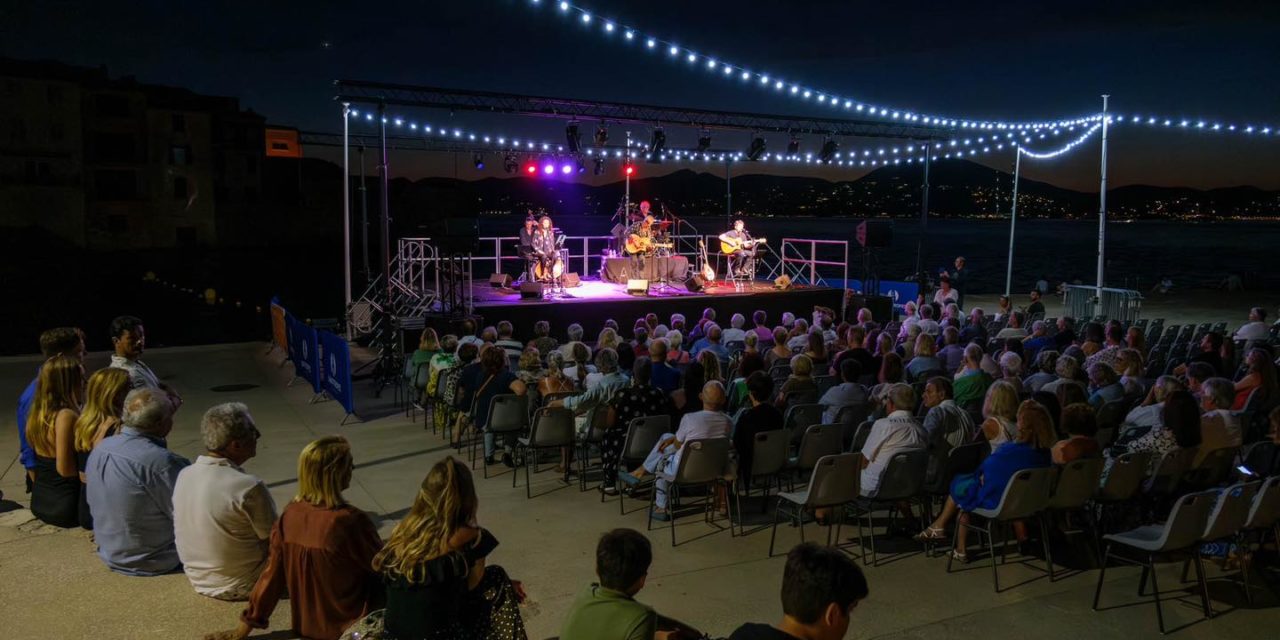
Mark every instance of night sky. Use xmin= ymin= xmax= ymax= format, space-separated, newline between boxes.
xmin=4 ymin=0 xmax=1278 ymax=191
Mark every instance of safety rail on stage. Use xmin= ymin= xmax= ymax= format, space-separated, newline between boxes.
xmin=1063 ymin=285 xmax=1143 ymax=324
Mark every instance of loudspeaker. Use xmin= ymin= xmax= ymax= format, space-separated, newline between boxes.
xmin=773 ymin=274 xmax=793 ymax=290
xmin=489 ymin=273 xmax=512 ymax=288
xmin=563 ymin=272 xmax=581 ymax=288
xmin=848 ymin=294 xmax=894 ymax=323
xmin=519 ymin=282 xmax=543 ymax=299
xmin=855 ymin=220 xmax=893 ymax=248
xmin=685 ymin=274 xmax=707 ymax=292
xmin=626 ymin=279 xmax=650 ymax=295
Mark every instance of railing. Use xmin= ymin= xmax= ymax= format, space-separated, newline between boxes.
xmin=779 ymin=238 xmax=850 ymax=318
xmin=1063 ymin=285 xmax=1143 ymax=324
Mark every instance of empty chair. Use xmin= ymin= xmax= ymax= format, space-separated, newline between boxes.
xmin=613 ymin=415 xmax=670 ymax=509
xmin=735 ymin=429 xmax=790 ymax=523
xmin=513 ymin=407 xmax=576 ymax=498
xmin=1239 ymin=477 xmax=1280 ymax=570
xmin=1096 ymin=400 xmax=1130 ymax=432
xmin=647 ymin=437 xmax=734 ymax=547
xmin=849 ymin=449 xmax=930 ymax=566
xmin=790 ymin=424 xmax=845 ymax=481
xmin=1194 ymin=482 xmax=1260 ymax=611
xmin=768 ymin=453 xmax=862 ymax=556
xmin=948 ymin=467 xmax=1056 ymax=592
xmin=1092 ymin=490 xmax=1218 ymax=634
xmin=833 ymin=402 xmax=871 ymax=448
xmin=1183 ymin=446 xmax=1239 ymax=491
xmin=814 ymin=374 xmax=837 ymax=396
xmin=1145 ymin=447 xmax=1198 ymax=496
xmin=1045 ymin=458 xmax=1105 ymax=578
xmin=575 ymin=406 xmax=611 ymax=491
xmin=783 ymin=403 xmax=826 ymax=443
xmin=1241 ymin=441 xmax=1277 ymax=478
xmin=472 ymin=394 xmax=529 ymax=478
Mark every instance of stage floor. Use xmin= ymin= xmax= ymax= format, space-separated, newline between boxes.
xmin=474 ymin=277 xmax=787 ymax=305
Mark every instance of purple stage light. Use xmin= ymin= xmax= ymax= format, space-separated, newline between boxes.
xmin=560 ymin=164 xmax=573 ymax=174
xmin=542 ymin=164 xmax=555 ymax=175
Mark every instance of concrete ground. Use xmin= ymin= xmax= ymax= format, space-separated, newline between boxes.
xmin=2 ymin=337 xmax=1278 ymax=639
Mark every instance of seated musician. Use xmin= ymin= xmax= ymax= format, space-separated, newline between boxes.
xmin=532 ymin=215 xmax=557 ymax=280
xmin=627 ymin=212 xmax=656 ymax=275
xmin=719 ymin=219 xmax=757 ymax=277
xmin=517 ymin=214 xmax=537 ymax=281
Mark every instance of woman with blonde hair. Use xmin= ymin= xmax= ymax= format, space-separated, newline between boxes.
xmin=906 ymin=333 xmax=942 ymax=381
xmin=407 ymin=328 xmax=443 ymax=390
xmin=776 ymin=353 xmax=819 ymax=406
xmin=217 ymin=436 xmax=383 ymax=640
xmin=596 ymin=327 xmax=620 ymax=353
xmin=765 ymin=326 xmax=791 ymax=367
xmin=538 ymin=350 xmax=576 ymax=398
xmin=373 ymin=456 xmax=526 ymax=640
xmin=980 ymin=380 xmax=1020 ymax=451
xmin=27 ymin=355 xmax=85 ymax=528
xmin=666 ymin=329 xmax=691 ymax=365
xmin=1115 ymin=348 xmax=1145 ymax=397
xmin=73 ymin=367 xmax=130 ymax=529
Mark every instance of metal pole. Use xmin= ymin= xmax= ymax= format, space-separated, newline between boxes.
xmin=725 ymin=160 xmax=732 ymax=225
xmin=1005 ymin=150 xmax=1022 ymax=298
xmin=359 ymin=145 xmax=369 ymax=280
xmin=1096 ymin=95 xmax=1110 ymax=315
xmin=378 ymin=104 xmax=391 ymax=306
xmin=914 ymin=142 xmax=932 ymax=278
xmin=341 ymin=103 xmax=351 ymax=310
xmin=624 ymin=131 xmax=632 ymax=212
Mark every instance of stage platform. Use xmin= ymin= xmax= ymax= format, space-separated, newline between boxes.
xmin=464 ymin=277 xmax=844 ymax=332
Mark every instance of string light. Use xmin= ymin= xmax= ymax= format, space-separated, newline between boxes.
xmin=1016 ymin=123 xmax=1104 ymax=159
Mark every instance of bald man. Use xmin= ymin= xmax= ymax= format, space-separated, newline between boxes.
xmin=625 ymin=381 xmax=732 ymax=520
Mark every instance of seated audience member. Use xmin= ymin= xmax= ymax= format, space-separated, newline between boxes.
xmin=540 ymin=351 xmax=577 ymax=398
xmin=820 ymin=359 xmax=868 ymax=423
xmin=427 ymin=334 xmax=461 ymax=392
xmin=405 ymin=328 xmax=442 ymax=390
xmin=785 ymin=319 xmax=811 ymax=353
xmin=696 ymin=325 xmax=731 ymax=365
xmin=672 ymin=362 xmax=706 ymax=416
xmin=600 ymin=357 xmax=675 ymax=495
xmin=1114 ymin=348 xmax=1145 ymax=397
xmin=666 ymin=330 xmax=691 ymax=365
xmin=1025 ymin=289 xmax=1046 ymax=317
xmin=733 ymin=372 xmax=785 ymax=482
xmin=17 ymin=327 xmax=85 ymax=492
xmin=1233 ymin=347 xmax=1278 ymax=410
xmin=921 ymin=377 xmax=977 ymax=449
xmin=375 ymin=457 xmax=526 ymax=640
xmin=905 ymin=333 xmax=943 ymax=382
xmin=175 ymin=403 xmax=276 ymax=601
xmin=915 ymin=400 xmax=1055 ymax=558
xmin=1125 ymin=326 xmax=1147 ymax=353
xmin=1103 ymin=390 xmax=1201 ymax=482
xmin=648 ymin=339 xmax=682 ymax=394
xmin=565 ymin=342 xmax=595 ymax=385
xmin=728 ymin=542 xmax=869 ymax=640
xmin=1056 ymin=380 xmax=1089 ymax=411
xmin=631 ymin=325 xmax=650 ymax=358
xmin=777 ymin=354 xmax=819 ymax=406
xmin=743 ymin=331 xmax=760 ymax=355
xmin=999 ymin=352 xmax=1024 ymax=394
xmin=668 ymin=313 xmax=685 ymax=335
xmin=1086 ymin=363 xmax=1125 ymax=409
xmin=561 ymin=529 xmax=671 ymax=640
xmin=1052 ymin=317 xmax=1077 ymax=352
xmin=687 ymin=308 xmax=717 ymax=345
xmin=72 ymin=367 xmax=131 ymax=529
xmin=480 ymin=325 xmax=499 ymax=345
xmin=1124 ymin=375 xmax=1184 ymax=429
xmin=1032 ymin=391 xmax=1062 ymax=433
xmin=1084 ymin=322 xmax=1125 ymax=371
xmin=597 ymin=327 xmax=622 ymax=354
xmin=698 ymin=350 xmax=725 ymax=384
xmin=560 ymin=323 xmax=586 ymax=359
xmin=834 ymin=326 xmax=876 ymax=378
xmin=752 ymin=310 xmax=774 ymax=347
xmin=729 ymin=352 xmax=768 ymax=411
xmin=914 ymin=305 xmax=940 ymax=338
xmin=86 ymin=388 xmax=190 ymax=575
xmin=27 ymin=354 xmax=86 ymax=528
xmin=959 ymin=308 xmax=987 ymax=344
xmin=995 ymin=312 xmax=1027 ymax=340
xmin=897 ymin=301 xmax=920 ymax=339
xmin=457 ymin=318 xmax=483 ymax=348
xmin=952 ymin=344 xmax=993 ymax=409
xmin=1175 ymin=331 xmax=1226 ymax=377
xmin=645 ymin=313 xmax=659 ymax=332
xmin=465 ymin=345 xmax=529 ymax=466
xmin=860 ymin=384 xmax=927 ymax=496
xmin=1079 ymin=321 xmax=1105 ymax=356
xmin=1197 ymin=377 xmax=1243 ymax=465
xmin=932 ymin=277 xmax=958 ymax=306
xmin=936 ymin=327 xmax=965 ymax=372
xmin=766 ymin=327 xmax=793 ymax=367
xmin=1185 ymin=361 xmax=1214 ymax=399
xmin=980 ymin=380 xmax=1020 ymax=451
xmin=109 ymin=315 xmax=183 ymax=409
xmin=495 ymin=320 xmax=524 ymax=359
xmin=723 ymin=313 xmax=748 ymax=344
xmin=1024 ymin=350 xmax=1059 ymax=393
xmin=1234 ymin=307 xmax=1269 ymax=343
xmin=1052 ymin=403 xmax=1100 ymax=464
xmin=625 ymin=381 xmax=732 ymax=521
xmin=803 ymin=331 xmax=829 ymax=371
xmin=1040 ymin=354 xmax=1084 ymax=396
xmin=212 ymin=436 xmax=382 ymax=640
xmin=1021 ymin=321 xmax=1054 ymax=362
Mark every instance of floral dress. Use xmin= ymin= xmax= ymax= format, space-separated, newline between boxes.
xmin=600 ymin=385 xmax=674 ymax=482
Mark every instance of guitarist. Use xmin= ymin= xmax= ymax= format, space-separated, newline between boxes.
xmin=626 ymin=212 xmax=657 ymax=279
xmin=532 ymin=215 xmax=557 ymax=281
xmin=719 ymin=219 xmax=757 ymax=277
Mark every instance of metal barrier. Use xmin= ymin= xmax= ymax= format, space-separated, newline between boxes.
xmin=1062 ymin=285 xmax=1143 ymax=324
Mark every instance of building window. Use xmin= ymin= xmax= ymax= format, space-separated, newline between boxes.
xmin=169 ymin=144 xmax=193 ymax=165
xmin=95 ymin=94 xmax=130 ymax=117
xmin=94 ymin=169 xmax=138 ymax=200
xmin=173 ymin=176 xmax=188 ymax=199
xmin=92 ymin=131 xmax=137 ymax=163
xmin=108 ymin=215 xmax=129 ymax=234
xmin=172 ymin=114 xmax=185 ymax=132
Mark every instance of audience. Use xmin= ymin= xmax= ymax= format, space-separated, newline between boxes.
xmin=777 ymin=354 xmax=819 ymax=406
xmin=936 ymin=327 xmax=965 ymax=372
xmin=729 ymin=351 xmax=767 ymax=411
xmin=979 ymin=381 xmax=1019 ymax=451
xmin=405 ymin=328 xmax=442 ymax=391
xmin=1232 ymin=347 xmax=1278 ymax=410
xmin=1084 ymin=322 xmax=1125 ymax=371
xmin=1040 ymin=354 xmax=1083 ymax=396
xmin=1052 ymin=403 xmax=1100 ymax=464
xmin=72 ymin=367 xmax=131 ymax=529
xmin=752 ymin=310 xmax=774 ymax=347
xmin=728 ymin=542 xmax=868 ymax=640
xmin=27 ymin=354 xmax=86 ymax=528
xmin=175 ymin=403 xmax=276 ymax=601
xmin=1124 ymin=375 xmax=1184 ymax=429
xmin=600 ymin=357 xmax=675 ymax=496
xmin=803 ymin=331 xmax=829 ymax=371
xmin=17 ymin=327 xmax=85 ymax=492
xmin=952 ymin=344 xmax=992 ymax=408
xmin=109 ymin=315 xmax=181 ymax=409
xmin=765 ymin=328 xmax=792 ymax=366
xmin=86 ymin=388 xmax=189 ymax=575
xmin=998 ymin=352 xmax=1024 ymax=393
xmin=1103 ymin=390 xmax=1202 ymax=482
xmin=819 ymin=359 xmax=867 ymax=423
xmin=1114 ymin=348 xmax=1145 ymax=396
xmin=905 ymin=333 xmax=942 ymax=382
xmin=649 ymin=339 xmax=682 ymax=394
xmin=667 ymin=330 xmax=691 ymax=365
xmin=723 ymin=313 xmax=748 ymax=344
xmin=672 ymin=362 xmax=706 ymax=416
xmin=1234 ymin=307 xmax=1269 ymax=342
xmin=496 ymin=320 xmax=524 ymax=359
xmin=921 ymin=377 xmax=978 ymax=453
xmin=463 ymin=345 xmax=528 ymax=466
xmin=733 ymin=372 xmax=785 ymax=484
xmin=1086 ymin=363 xmax=1125 ymax=409
xmin=995 ymin=312 xmax=1027 ymax=339
xmin=1024 ymin=350 xmax=1058 ymax=393
xmin=561 ymin=528 xmax=672 ymax=640
xmin=859 ymin=384 xmax=926 ymax=496
xmin=1197 ymin=377 xmax=1243 ymax=465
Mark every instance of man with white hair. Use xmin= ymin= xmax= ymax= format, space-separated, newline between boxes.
xmin=723 ymin=313 xmax=747 ymax=344
xmin=859 ymin=383 xmax=926 ymax=495
xmin=86 ymin=388 xmax=190 ymax=576
xmin=559 ymin=323 xmax=585 ymax=359
xmin=1124 ymin=375 xmax=1185 ymax=429
xmin=1234 ymin=307 xmax=1269 ymax=343
xmin=174 ymin=403 xmax=276 ymax=600
xmin=1197 ymin=378 xmax=1242 ymax=466
xmin=959 ymin=307 xmax=987 ymax=344
xmin=1021 ymin=320 xmax=1054 ymax=362
xmin=625 ymin=381 xmax=732 ymax=520
xmin=898 ymin=301 xmax=920 ymax=339
xmin=915 ymin=305 xmax=940 ymax=337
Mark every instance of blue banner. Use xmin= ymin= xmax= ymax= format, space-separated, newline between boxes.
xmin=317 ymin=330 xmax=356 ymax=417
xmin=290 ymin=318 xmax=321 ymax=393
xmin=878 ymin=280 xmax=920 ymax=309
xmin=285 ymin=313 xmax=300 ymax=365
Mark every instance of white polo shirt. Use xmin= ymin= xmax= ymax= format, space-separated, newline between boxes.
xmin=173 ymin=455 xmax=277 ymax=600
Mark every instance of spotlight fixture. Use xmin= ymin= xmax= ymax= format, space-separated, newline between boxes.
xmin=576 ymin=158 xmax=586 ymax=173
xmin=623 ymin=164 xmax=636 ymax=176
xmin=647 ymin=128 xmax=666 ymax=155
xmin=696 ymin=129 xmax=712 ymax=152
xmin=786 ymin=135 xmax=800 ymax=155
xmin=592 ymin=156 xmax=606 ymax=175
xmin=565 ymin=122 xmax=582 ymax=153
xmin=747 ymin=135 xmax=767 ymax=161
xmin=503 ymin=154 xmax=518 ymax=174
xmin=472 ymin=153 xmax=485 ymax=170
xmin=593 ymin=125 xmax=609 ymax=146
xmin=819 ymin=138 xmax=838 ymax=163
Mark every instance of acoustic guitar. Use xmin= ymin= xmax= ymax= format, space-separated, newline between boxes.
xmin=719 ymin=236 xmax=768 ymax=255
xmin=624 ymin=234 xmax=673 ymax=255
xmin=698 ymin=240 xmax=715 ymax=282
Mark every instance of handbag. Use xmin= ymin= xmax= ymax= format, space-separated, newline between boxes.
xmin=339 ymin=609 xmax=388 ymax=640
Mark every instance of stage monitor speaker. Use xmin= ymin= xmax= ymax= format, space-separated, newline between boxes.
xmin=519 ymin=282 xmax=543 ymax=299
xmin=563 ymin=272 xmax=581 ymax=288
xmin=685 ymin=274 xmax=707 ymax=292
xmin=488 ymin=273 xmax=512 ymax=288
xmin=849 ymin=294 xmax=894 ymax=323
xmin=774 ymin=274 xmax=793 ymax=290
xmin=855 ymin=220 xmax=893 ymax=248
xmin=626 ymin=279 xmax=650 ymax=295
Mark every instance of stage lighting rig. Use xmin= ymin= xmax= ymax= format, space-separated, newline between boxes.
xmin=819 ymin=137 xmax=838 ymax=163
xmin=696 ymin=129 xmax=712 ymax=152
xmin=747 ymin=135 xmax=766 ymax=161
xmin=787 ymin=135 xmax=800 ymax=155
xmin=473 ymin=153 xmax=485 ymax=170
xmin=593 ymin=124 xmax=609 ymax=146
xmin=647 ymin=128 xmax=666 ymax=154
xmin=503 ymin=154 xmax=518 ymax=174
xmin=565 ymin=122 xmax=582 ymax=153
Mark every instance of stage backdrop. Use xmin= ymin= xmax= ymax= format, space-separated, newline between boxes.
xmin=289 ymin=317 xmax=322 ymax=393
xmin=318 ymin=330 xmax=355 ymax=417
xmin=603 ymin=256 xmax=689 ymax=284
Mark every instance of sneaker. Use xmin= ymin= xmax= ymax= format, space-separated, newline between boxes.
xmin=650 ymin=509 xmax=672 ymax=522
xmin=600 ymin=485 xmax=619 ymax=496
xmin=501 ymin=452 xmax=515 ymax=468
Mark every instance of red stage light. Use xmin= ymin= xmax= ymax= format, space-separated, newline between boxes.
xmin=524 ymin=163 xmax=538 ymax=175
xmin=623 ymin=164 xmax=635 ymax=176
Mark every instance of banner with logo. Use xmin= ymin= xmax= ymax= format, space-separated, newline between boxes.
xmin=317 ymin=330 xmax=356 ymax=417
xmin=877 ymin=280 xmax=921 ymax=309
xmin=270 ymin=301 xmax=289 ymax=356
xmin=290 ymin=318 xmax=321 ymax=393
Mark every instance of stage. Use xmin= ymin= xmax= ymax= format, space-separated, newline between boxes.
xmin=465 ymin=277 xmax=845 ymax=333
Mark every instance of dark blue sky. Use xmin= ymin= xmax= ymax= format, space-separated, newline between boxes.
xmin=4 ymin=0 xmax=1278 ymax=190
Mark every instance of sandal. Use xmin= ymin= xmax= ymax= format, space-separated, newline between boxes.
xmin=914 ymin=526 xmax=947 ymax=542
xmin=951 ymin=550 xmax=969 ymax=564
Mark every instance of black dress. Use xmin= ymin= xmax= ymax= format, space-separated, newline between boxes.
xmin=76 ymin=450 xmax=93 ymax=530
xmin=31 ymin=455 xmax=79 ymax=528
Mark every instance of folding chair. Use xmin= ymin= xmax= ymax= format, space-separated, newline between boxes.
xmin=735 ymin=429 xmax=790 ymax=526
xmin=614 ymin=415 xmax=670 ymax=510
xmin=1191 ymin=482 xmax=1260 ymax=612
xmin=948 ymin=467 xmax=1056 ymax=593
xmin=514 ymin=407 xmax=575 ymax=498
xmin=1044 ymin=457 xmax=1105 ymax=579
xmin=849 ymin=448 xmax=930 ymax=566
xmin=647 ymin=437 xmax=734 ymax=547
xmin=768 ymin=453 xmax=862 ymax=556
xmin=472 ymin=394 xmax=529 ymax=479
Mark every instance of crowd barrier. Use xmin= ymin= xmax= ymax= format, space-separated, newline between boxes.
xmin=276 ymin=300 xmax=358 ymax=424
xmin=1063 ymin=285 xmax=1144 ymax=324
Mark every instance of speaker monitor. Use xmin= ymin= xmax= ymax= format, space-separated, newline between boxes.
xmin=626 ymin=279 xmax=650 ymax=295
xmin=562 ymin=272 xmax=581 ymax=288
xmin=488 ymin=273 xmax=512 ymax=288
xmin=685 ymin=274 xmax=707 ymax=292
xmin=519 ymin=282 xmax=543 ymax=299
xmin=774 ymin=274 xmax=793 ymax=290
xmin=855 ymin=220 xmax=893 ymax=248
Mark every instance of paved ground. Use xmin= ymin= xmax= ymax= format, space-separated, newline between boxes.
xmin=2 ymin=336 xmax=1278 ymax=639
